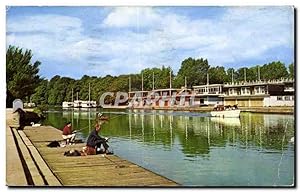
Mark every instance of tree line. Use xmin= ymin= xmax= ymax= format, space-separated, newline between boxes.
xmin=6 ymin=46 xmax=294 ymax=106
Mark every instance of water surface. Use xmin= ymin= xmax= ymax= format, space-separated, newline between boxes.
xmin=43 ymin=108 xmax=294 ymax=186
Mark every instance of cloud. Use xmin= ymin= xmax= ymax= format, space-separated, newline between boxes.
xmin=6 ymin=6 xmax=294 ymax=79
xmin=102 ymin=7 xmax=161 ymax=28
xmin=100 ymin=6 xmax=293 ymax=69
xmin=7 ymin=14 xmax=87 ymax=61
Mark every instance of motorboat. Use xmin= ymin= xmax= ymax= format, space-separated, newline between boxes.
xmin=210 ymin=105 xmax=241 ymax=118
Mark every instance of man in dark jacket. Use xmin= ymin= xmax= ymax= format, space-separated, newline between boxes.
xmin=86 ymin=123 xmax=109 ymax=154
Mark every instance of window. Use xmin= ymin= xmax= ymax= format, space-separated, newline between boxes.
xmin=242 ymin=88 xmax=245 ymax=94
xmin=284 ymin=96 xmax=290 ymax=101
xmin=292 ymin=96 xmax=294 ymax=100
xmin=246 ymin=88 xmax=250 ymax=94
xmin=277 ymin=96 xmax=283 ymax=101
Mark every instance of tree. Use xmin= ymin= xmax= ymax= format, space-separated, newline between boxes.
xmin=208 ymin=66 xmax=227 ymax=84
xmin=6 ymin=46 xmax=42 ymax=106
xmin=141 ymin=66 xmax=173 ymax=90
xmin=47 ymin=76 xmax=76 ymax=105
xmin=260 ymin=61 xmax=288 ymax=80
xmin=225 ymin=68 xmax=237 ymax=83
xmin=31 ymin=80 xmax=48 ymax=105
xmin=288 ymin=63 xmax=294 ymax=78
xmin=175 ymin=57 xmax=210 ymax=88
xmin=47 ymin=75 xmax=60 ymax=105
xmin=235 ymin=67 xmax=248 ymax=82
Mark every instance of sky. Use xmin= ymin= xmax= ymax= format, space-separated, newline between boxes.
xmin=6 ymin=6 xmax=294 ymax=79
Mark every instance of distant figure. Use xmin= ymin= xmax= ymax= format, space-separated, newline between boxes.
xmin=95 ymin=113 xmax=109 ymax=126
xmin=85 ymin=123 xmax=111 ymax=155
xmin=62 ymin=122 xmax=76 ymax=145
xmin=213 ymin=102 xmax=219 ymax=110
xmin=96 ymin=113 xmax=109 ymax=120
xmin=233 ymin=104 xmax=238 ymax=109
xmin=214 ymin=102 xmax=219 ymax=108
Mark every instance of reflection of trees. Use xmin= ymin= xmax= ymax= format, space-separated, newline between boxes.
xmin=45 ymin=110 xmax=294 ymax=156
xmin=239 ymin=113 xmax=294 ymax=150
xmin=178 ymin=130 xmax=210 ymax=157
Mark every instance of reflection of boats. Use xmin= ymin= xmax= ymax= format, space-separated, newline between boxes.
xmin=102 ymin=105 xmax=128 ymax=109
xmin=210 ymin=117 xmax=241 ymax=127
xmin=210 ymin=109 xmax=241 ymax=118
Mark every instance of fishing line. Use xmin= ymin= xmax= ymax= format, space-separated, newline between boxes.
xmin=104 ymin=155 xmax=126 ymax=168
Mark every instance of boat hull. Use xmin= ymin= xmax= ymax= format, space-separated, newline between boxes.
xmin=210 ymin=109 xmax=241 ymax=118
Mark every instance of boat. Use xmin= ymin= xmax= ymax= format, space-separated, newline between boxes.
xmin=63 ymin=83 xmax=98 ymax=108
xmin=81 ymin=100 xmax=97 ymax=108
xmin=62 ymin=101 xmax=74 ymax=108
xmin=210 ymin=105 xmax=240 ymax=118
xmin=81 ymin=83 xmax=98 ymax=108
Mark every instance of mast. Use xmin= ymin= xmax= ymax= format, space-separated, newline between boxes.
xmin=129 ymin=76 xmax=131 ymax=92
xmin=244 ymin=68 xmax=247 ymax=82
xmin=141 ymin=73 xmax=144 ymax=92
xmin=89 ymin=82 xmax=91 ymax=103
xmin=207 ymin=73 xmax=209 ymax=85
xmin=152 ymin=72 xmax=155 ymax=90
xmin=72 ymin=88 xmax=74 ymax=103
xmin=231 ymin=69 xmax=234 ymax=83
xmin=169 ymin=69 xmax=172 ymax=96
xmin=258 ymin=66 xmax=260 ymax=81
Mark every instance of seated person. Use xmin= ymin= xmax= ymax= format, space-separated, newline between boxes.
xmin=86 ymin=123 xmax=110 ymax=155
xmin=62 ymin=122 xmax=76 ymax=145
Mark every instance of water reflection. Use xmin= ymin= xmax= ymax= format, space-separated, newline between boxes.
xmin=48 ymin=109 xmax=294 ymax=157
xmin=118 ymin=110 xmax=294 ymax=157
xmin=140 ymin=111 xmax=289 ymax=155
xmin=44 ymin=109 xmax=294 ymax=186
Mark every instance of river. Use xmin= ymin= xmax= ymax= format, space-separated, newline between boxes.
xmin=43 ymin=108 xmax=294 ymax=186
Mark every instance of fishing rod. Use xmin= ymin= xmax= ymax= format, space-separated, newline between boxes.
xmin=107 ymin=114 xmax=127 ymax=121
xmin=104 ymin=154 xmax=126 ymax=168
xmin=72 ymin=113 xmax=127 ymax=133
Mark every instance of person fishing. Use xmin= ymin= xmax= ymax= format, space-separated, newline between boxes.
xmin=85 ymin=122 xmax=112 ymax=155
xmin=62 ymin=122 xmax=76 ymax=145
xmin=95 ymin=112 xmax=109 ymax=125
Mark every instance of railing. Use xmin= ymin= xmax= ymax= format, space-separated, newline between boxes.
xmin=224 ymin=78 xmax=294 ymax=86
xmin=195 ymin=91 xmax=221 ymax=95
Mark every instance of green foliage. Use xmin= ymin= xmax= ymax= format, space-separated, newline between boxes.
xmin=225 ymin=68 xmax=236 ymax=83
xmin=31 ymin=80 xmax=48 ymax=105
xmin=260 ymin=61 xmax=289 ymax=80
xmin=208 ymin=66 xmax=227 ymax=84
xmin=6 ymin=46 xmax=42 ymax=106
xmin=288 ymin=63 xmax=294 ymax=78
xmin=7 ymin=45 xmax=291 ymax=106
xmin=141 ymin=66 xmax=173 ymax=90
xmin=175 ymin=57 xmax=210 ymax=87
